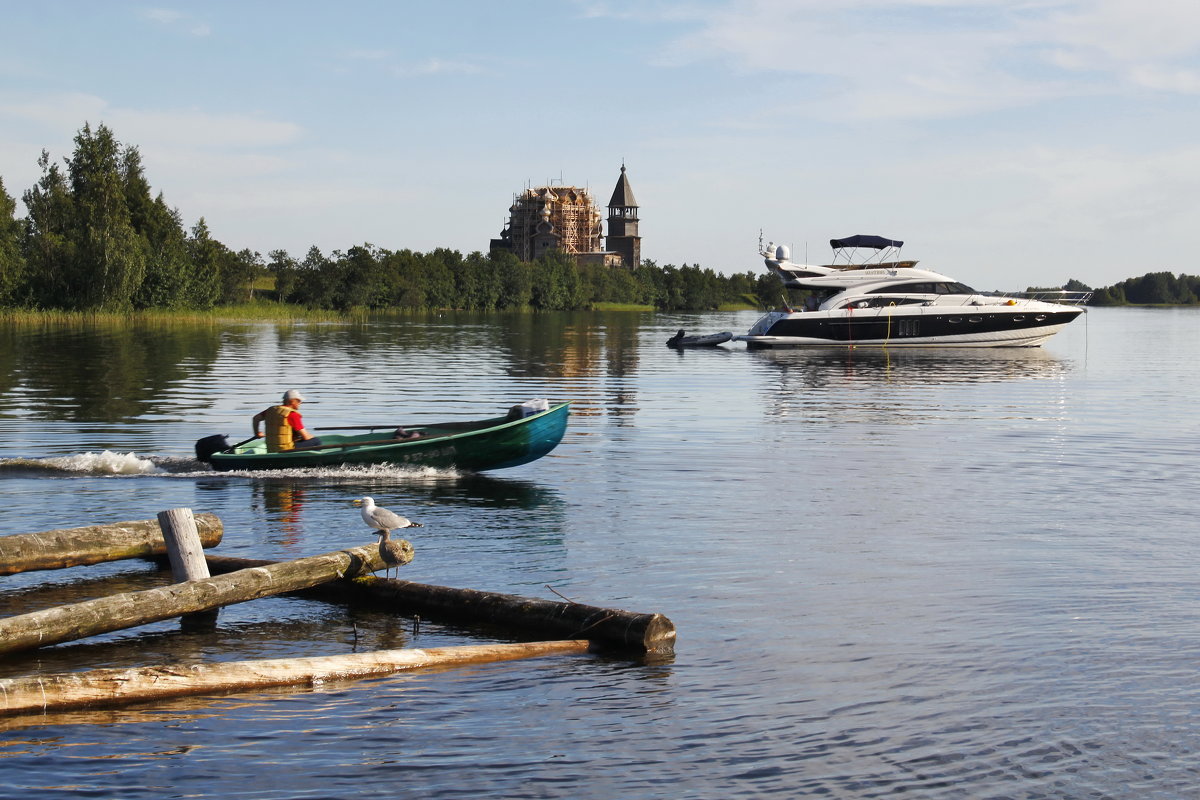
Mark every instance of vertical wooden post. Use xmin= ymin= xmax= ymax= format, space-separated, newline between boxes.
xmin=157 ymin=508 xmax=217 ymax=630
xmin=157 ymin=508 xmax=211 ymax=581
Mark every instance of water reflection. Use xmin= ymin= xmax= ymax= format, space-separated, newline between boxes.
xmin=256 ymin=483 xmax=307 ymax=547
xmin=0 ymin=564 xmax=167 ymax=619
xmin=0 ymin=313 xmax=648 ymax=428
xmin=0 ymin=320 xmax=225 ymax=421
xmin=423 ymin=473 xmax=567 ymax=512
xmin=750 ymin=345 xmax=1073 ymax=387
xmin=748 ymin=346 xmax=1075 ymax=425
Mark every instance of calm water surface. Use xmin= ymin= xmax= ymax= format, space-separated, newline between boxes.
xmin=0 ymin=308 xmax=1197 ymax=799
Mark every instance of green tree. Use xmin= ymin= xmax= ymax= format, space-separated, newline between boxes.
xmin=186 ymin=218 xmax=224 ymax=308
xmin=381 ymin=248 xmax=428 ymax=308
xmin=1125 ymin=272 xmax=1177 ymax=304
xmin=333 ymin=244 xmax=384 ymax=309
xmin=423 ymin=248 xmax=461 ymax=309
xmin=268 ymin=249 xmax=299 ymax=303
xmin=295 ymin=245 xmax=336 ymax=307
xmin=457 ymin=250 xmax=502 ymax=309
xmin=66 ymin=123 xmax=146 ymax=309
xmin=22 ymin=150 xmax=76 ymax=307
xmin=530 ymin=250 xmax=586 ymax=310
xmin=134 ymin=195 xmax=192 ymax=308
xmin=494 ymin=249 xmax=532 ymax=309
xmin=0 ymin=176 xmax=25 ymax=305
xmin=120 ymin=145 xmax=156 ymax=239
xmin=225 ymin=248 xmax=263 ymax=304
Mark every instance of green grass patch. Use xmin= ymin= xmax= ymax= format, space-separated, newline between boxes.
xmin=592 ymin=302 xmax=655 ymax=311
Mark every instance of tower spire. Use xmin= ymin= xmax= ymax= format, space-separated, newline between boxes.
xmin=606 ymin=164 xmax=641 ymax=268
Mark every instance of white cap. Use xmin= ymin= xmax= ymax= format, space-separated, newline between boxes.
xmin=283 ymin=389 xmax=305 ymax=402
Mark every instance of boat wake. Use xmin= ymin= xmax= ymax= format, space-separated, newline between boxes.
xmin=0 ymin=451 xmax=464 ymax=481
xmin=0 ymin=451 xmax=165 ymax=475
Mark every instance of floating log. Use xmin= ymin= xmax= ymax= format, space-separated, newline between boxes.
xmin=0 ymin=514 xmax=223 ymax=576
xmin=0 ymin=640 xmax=589 ymax=716
xmin=197 ymin=554 xmax=676 ymax=654
xmin=0 ymin=542 xmax=413 ymax=657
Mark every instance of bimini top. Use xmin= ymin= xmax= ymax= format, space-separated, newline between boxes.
xmin=830 ymin=234 xmax=904 ymax=250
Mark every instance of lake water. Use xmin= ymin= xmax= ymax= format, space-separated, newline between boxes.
xmin=0 ymin=307 xmax=1197 ymax=799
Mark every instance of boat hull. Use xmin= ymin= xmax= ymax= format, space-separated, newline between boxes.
xmin=206 ymin=402 xmax=570 ymax=472
xmin=737 ymin=307 xmax=1083 ymax=348
xmin=668 ymin=332 xmax=733 ymax=348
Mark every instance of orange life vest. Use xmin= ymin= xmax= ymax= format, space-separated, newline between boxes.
xmin=262 ymin=405 xmax=295 ymax=452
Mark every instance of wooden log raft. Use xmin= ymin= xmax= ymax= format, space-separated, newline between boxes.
xmin=0 ymin=542 xmax=413 ymax=657
xmin=0 ymin=514 xmax=223 ymax=576
xmin=0 ymin=640 xmax=590 ymax=717
xmin=198 ymin=554 xmax=676 ymax=654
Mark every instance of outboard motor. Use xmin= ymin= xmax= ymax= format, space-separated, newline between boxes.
xmin=194 ymin=434 xmax=231 ymax=463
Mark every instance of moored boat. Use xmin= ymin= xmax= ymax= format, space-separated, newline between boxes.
xmin=196 ymin=401 xmax=570 ymax=472
xmin=737 ymin=235 xmax=1091 ymax=348
xmin=666 ymin=330 xmax=734 ymax=348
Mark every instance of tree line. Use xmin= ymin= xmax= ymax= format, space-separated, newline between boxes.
xmin=0 ymin=123 xmax=776 ymax=313
xmin=1087 ymin=273 xmax=1200 ymax=306
xmin=1035 ymin=274 xmax=1200 ymax=305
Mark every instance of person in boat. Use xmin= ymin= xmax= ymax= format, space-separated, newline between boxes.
xmin=252 ymin=389 xmax=323 ymax=452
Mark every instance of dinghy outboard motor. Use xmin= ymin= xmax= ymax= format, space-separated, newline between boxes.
xmin=195 ymin=434 xmax=231 ymax=464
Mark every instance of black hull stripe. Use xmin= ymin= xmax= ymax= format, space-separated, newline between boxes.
xmin=765 ymin=310 xmax=1082 ymax=342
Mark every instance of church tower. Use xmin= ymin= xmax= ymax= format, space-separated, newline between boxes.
xmin=605 ymin=165 xmax=641 ymax=268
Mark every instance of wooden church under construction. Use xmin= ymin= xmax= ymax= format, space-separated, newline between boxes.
xmin=490 ymin=165 xmax=641 ymax=268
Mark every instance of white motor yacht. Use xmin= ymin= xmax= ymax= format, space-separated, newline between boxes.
xmin=736 ymin=235 xmax=1090 ymax=348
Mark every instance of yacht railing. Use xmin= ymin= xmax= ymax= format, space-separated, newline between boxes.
xmin=1006 ymin=290 xmax=1093 ymax=306
xmin=835 ymin=291 xmax=1094 ymax=310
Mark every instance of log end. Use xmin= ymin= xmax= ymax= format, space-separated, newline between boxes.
xmin=640 ymin=613 xmax=677 ymax=655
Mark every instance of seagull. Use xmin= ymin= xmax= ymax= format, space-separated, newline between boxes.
xmin=354 ymin=496 xmax=421 ymax=579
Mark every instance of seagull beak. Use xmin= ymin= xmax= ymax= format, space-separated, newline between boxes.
xmin=352 ymin=499 xmax=363 ymax=506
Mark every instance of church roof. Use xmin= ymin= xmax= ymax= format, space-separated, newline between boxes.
xmin=608 ymin=165 xmax=638 ymax=208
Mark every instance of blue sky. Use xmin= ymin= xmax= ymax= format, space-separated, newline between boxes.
xmin=2 ymin=0 xmax=1199 ymax=289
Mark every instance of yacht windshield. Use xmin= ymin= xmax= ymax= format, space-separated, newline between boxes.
xmin=867 ymin=281 xmax=976 ymax=295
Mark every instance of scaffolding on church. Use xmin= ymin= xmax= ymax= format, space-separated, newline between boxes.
xmin=496 ymin=186 xmax=603 ymax=262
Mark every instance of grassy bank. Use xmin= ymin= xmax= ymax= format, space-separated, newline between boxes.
xmin=0 ymin=302 xmax=351 ymax=325
xmin=0 ymin=299 xmax=765 ymax=325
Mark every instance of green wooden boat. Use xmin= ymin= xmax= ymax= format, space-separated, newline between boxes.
xmin=196 ymin=402 xmax=570 ymax=472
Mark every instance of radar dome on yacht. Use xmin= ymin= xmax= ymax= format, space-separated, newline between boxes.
xmin=775 ymin=245 xmax=791 ymax=261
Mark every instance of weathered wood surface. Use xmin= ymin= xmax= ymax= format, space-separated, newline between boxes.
xmin=199 ymin=554 xmax=676 ymax=654
xmin=0 ymin=542 xmax=413 ymax=657
xmin=157 ymin=508 xmax=216 ymax=629
xmin=157 ymin=508 xmax=211 ymax=581
xmin=0 ymin=640 xmax=590 ymax=716
xmin=0 ymin=514 xmax=223 ymax=576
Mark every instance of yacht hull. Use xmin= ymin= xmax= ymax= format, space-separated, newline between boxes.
xmin=736 ymin=307 xmax=1083 ymax=348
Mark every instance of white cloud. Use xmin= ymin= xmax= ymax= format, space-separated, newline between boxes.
xmin=0 ymin=92 xmax=301 ymax=150
xmin=143 ymin=7 xmax=211 ymax=36
xmin=1127 ymin=65 xmax=1200 ymax=94
xmin=144 ymin=8 xmax=183 ymax=24
xmin=864 ymin=141 xmax=1200 ymax=285
xmin=1034 ymin=0 xmax=1200 ymax=64
xmin=345 ymin=49 xmax=392 ymax=61
xmin=0 ymin=92 xmax=108 ymax=131
xmin=0 ymin=92 xmax=306 ymax=233
xmin=115 ymin=108 xmax=302 ymax=149
xmin=596 ymin=0 xmax=1200 ymax=119
xmin=392 ymin=58 xmax=485 ymax=77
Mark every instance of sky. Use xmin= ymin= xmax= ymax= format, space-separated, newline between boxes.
xmin=2 ymin=0 xmax=1199 ymax=290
